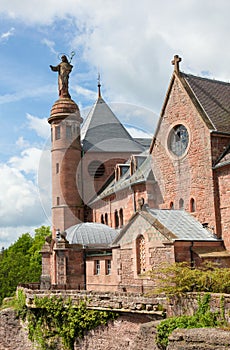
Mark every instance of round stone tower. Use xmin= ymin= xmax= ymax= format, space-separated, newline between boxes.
xmin=48 ymin=63 xmax=83 ymax=236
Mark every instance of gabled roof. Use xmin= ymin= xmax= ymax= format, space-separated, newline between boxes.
xmin=113 ymin=208 xmax=220 ymax=246
xmin=81 ymin=97 xmax=144 ymax=153
xmin=150 ymin=59 xmax=230 ymax=152
xmin=182 ymin=73 xmax=230 ymax=134
xmin=90 ymin=154 xmax=155 ymax=205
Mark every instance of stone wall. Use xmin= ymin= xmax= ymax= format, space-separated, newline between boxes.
xmin=20 ymin=288 xmax=230 ymax=323
xmin=2 ymin=308 xmax=230 ymax=350
xmin=0 ymin=308 xmax=34 ymax=350
xmin=168 ymin=328 xmax=230 ymax=349
xmin=75 ymin=315 xmax=160 ymax=350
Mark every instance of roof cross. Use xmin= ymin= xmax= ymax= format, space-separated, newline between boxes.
xmin=97 ymin=73 xmax=102 ymax=98
xmin=171 ymin=54 xmax=182 ymax=73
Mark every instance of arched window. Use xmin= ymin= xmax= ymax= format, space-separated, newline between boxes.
xmin=114 ymin=210 xmax=119 ymax=229
xmin=190 ymin=198 xmax=196 ymax=212
xmin=137 ymin=235 xmax=146 ymax=274
xmin=105 ymin=213 xmax=108 ymax=225
xmin=119 ymin=208 xmax=124 ymax=227
xmin=101 ymin=214 xmax=104 ymax=224
xmin=179 ymin=198 xmax=184 ymax=210
xmin=170 ymin=201 xmax=174 ymax=209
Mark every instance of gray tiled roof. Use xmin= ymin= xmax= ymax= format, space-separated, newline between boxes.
xmin=182 ymin=73 xmax=230 ymax=133
xmin=66 ymin=222 xmax=118 ymax=247
xmin=90 ymin=154 xmax=154 ymax=204
xmin=146 ymin=208 xmax=219 ymax=241
xmin=81 ymin=97 xmax=145 ymax=152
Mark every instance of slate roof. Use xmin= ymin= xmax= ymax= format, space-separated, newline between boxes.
xmin=145 ymin=208 xmax=219 ymax=241
xmin=81 ymin=97 xmax=145 ymax=152
xmin=65 ymin=222 xmax=118 ymax=247
xmin=90 ymin=154 xmax=155 ymax=204
xmin=113 ymin=208 xmax=220 ymax=246
xmin=182 ymin=73 xmax=230 ymax=133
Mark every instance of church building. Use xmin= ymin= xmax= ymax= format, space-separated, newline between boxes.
xmin=41 ymin=55 xmax=230 ymax=292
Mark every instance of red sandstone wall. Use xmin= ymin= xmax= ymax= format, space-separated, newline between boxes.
xmin=214 ymin=164 xmax=230 ymax=249
xmin=151 ymin=75 xmax=217 ymax=230
xmin=211 ymin=135 xmax=230 ymax=164
xmin=86 ymin=256 xmax=118 ymax=291
xmin=93 ymin=183 xmax=151 ymax=229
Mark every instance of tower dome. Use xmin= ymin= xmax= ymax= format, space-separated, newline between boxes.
xmin=48 ymin=97 xmax=82 ymax=124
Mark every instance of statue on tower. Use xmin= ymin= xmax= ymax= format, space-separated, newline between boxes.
xmin=50 ymin=55 xmax=73 ymax=98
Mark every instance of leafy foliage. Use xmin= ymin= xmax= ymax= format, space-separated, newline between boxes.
xmin=21 ymin=295 xmax=117 ymax=350
xmin=148 ymin=262 xmax=230 ymax=295
xmin=156 ymin=293 xmax=226 ymax=349
xmin=0 ymin=226 xmax=51 ymax=305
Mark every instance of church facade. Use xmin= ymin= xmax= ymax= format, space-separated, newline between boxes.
xmin=41 ymin=55 xmax=230 ymax=292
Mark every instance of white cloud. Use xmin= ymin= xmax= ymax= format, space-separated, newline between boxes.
xmin=125 ymin=125 xmax=152 ymax=139
xmin=8 ymin=147 xmax=42 ymax=174
xmin=0 ymin=85 xmax=55 ymax=104
xmin=75 ymin=85 xmax=96 ymax=100
xmin=16 ymin=136 xmax=30 ymax=149
xmin=41 ymin=38 xmax=58 ymax=55
xmin=26 ymin=114 xmax=50 ymax=139
xmin=0 ymin=222 xmax=51 ymax=249
xmin=0 ymin=163 xmax=47 ymax=228
xmin=0 ymin=27 xmax=14 ymax=41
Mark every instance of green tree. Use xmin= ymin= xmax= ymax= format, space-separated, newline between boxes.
xmin=0 ymin=226 xmax=51 ymax=305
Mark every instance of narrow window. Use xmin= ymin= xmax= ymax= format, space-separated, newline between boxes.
xmin=137 ymin=235 xmax=146 ymax=274
xmin=95 ymin=260 xmax=100 ymax=275
xmin=66 ymin=125 xmax=72 ymax=139
xmin=101 ymin=214 xmax=104 ymax=224
xmin=170 ymin=201 xmax=174 ymax=209
xmin=179 ymin=198 xmax=184 ymax=210
xmin=56 ymin=163 xmax=59 ymax=174
xmin=105 ymin=213 xmax=108 ymax=225
xmin=114 ymin=210 xmax=119 ymax=229
xmin=57 ymin=197 xmax=60 ymax=205
xmin=119 ymin=208 xmax=124 ymax=227
xmin=106 ymin=260 xmax=111 ymax=275
xmin=51 ymin=128 xmax=53 ymax=142
xmin=190 ymin=198 xmax=196 ymax=212
xmin=55 ymin=126 xmax=61 ymax=140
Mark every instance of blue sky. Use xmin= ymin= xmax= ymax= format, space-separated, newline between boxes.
xmin=0 ymin=0 xmax=230 ymax=248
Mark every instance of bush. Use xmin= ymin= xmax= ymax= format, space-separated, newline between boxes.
xmin=148 ymin=261 xmax=230 ymax=295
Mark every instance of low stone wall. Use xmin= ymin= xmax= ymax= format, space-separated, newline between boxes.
xmin=21 ymin=287 xmax=167 ymax=315
xmin=20 ymin=287 xmax=230 ymax=323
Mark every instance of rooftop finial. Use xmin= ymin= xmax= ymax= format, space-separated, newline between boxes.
xmin=171 ymin=54 xmax=182 ymax=73
xmin=97 ymin=72 xmax=102 ymax=98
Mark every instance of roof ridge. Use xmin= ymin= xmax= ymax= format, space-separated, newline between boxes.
xmin=182 ymin=72 xmax=230 ymax=86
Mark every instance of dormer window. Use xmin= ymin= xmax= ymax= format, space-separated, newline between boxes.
xmin=115 ymin=164 xmax=129 ymax=181
xmin=130 ymin=155 xmax=146 ymax=175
